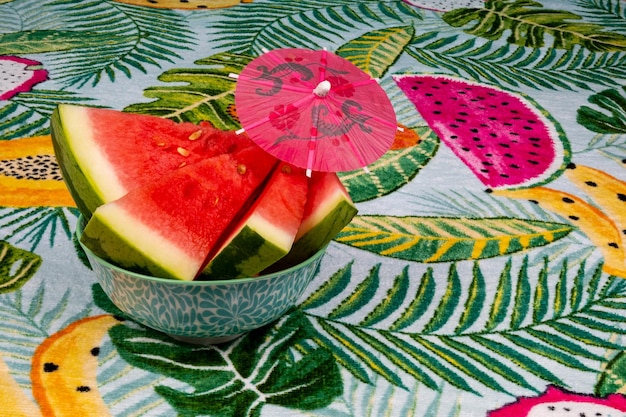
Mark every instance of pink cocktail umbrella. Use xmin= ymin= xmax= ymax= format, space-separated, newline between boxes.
xmin=233 ymin=48 xmax=397 ymax=175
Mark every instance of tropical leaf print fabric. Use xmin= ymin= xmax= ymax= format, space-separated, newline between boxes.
xmin=0 ymin=0 xmax=625 ymax=416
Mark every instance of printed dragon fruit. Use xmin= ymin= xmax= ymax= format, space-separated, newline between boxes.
xmin=489 ymin=385 xmax=626 ymax=416
xmin=393 ymin=74 xmax=570 ymax=188
xmin=0 ymin=56 xmax=48 ymax=101
xmin=402 ymin=0 xmax=484 ymax=12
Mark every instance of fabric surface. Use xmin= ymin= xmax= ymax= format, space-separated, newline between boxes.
xmin=1 ymin=0 xmax=626 ymax=416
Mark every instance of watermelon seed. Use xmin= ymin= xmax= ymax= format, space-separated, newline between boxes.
xmin=569 ymin=216 xmax=579 ymax=221
xmin=528 ymin=160 xmax=539 ymax=165
xmin=504 ymin=153 xmax=513 ymax=158
xmin=476 ymin=145 xmax=486 ymax=148
xmin=499 ymin=143 xmax=510 ymax=148
xmin=562 ymin=197 xmax=575 ymax=203
xmin=188 ymin=130 xmax=202 ymax=141
xmin=472 ymin=137 xmax=480 ymax=141
xmin=451 ymin=124 xmax=459 ymax=128
xmin=618 ymin=193 xmax=626 ymax=201
xmin=609 ymin=242 xmax=620 ymax=248
xmin=177 ymin=147 xmax=190 ymax=157
xmin=585 ymin=181 xmax=597 ymax=187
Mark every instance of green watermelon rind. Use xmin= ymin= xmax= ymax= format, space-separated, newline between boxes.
xmin=267 ymin=194 xmax=358 ymax=272
xmin=510 ymin=91 xmax=572 ymax=189
xmin=51 ymin=107 xmax=107 ymax=218
xmin=81 ymin=204 xmax=193 ymax=280
xmin=201 ymin=215 xmax=291 ymax=279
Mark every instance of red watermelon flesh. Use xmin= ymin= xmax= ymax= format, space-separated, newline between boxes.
xmin=80 ymin=144 xmax=279 ymax=281
xmin=201 ymin=163 xmax=308 ymax=279
xmin=51 ymin=105 xmax=244 ymax=217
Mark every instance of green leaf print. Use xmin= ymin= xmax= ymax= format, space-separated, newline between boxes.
xmin=0 ymin=240 xmax=41 ymax=293
xmin=0 ymin=30 xmax=134 ymax=55
xmin=124 ymin=52 xmax=251 ymax=130
xmin=209 ymin=1 xmax=423 ymax=54
xmin=300 ymin=258 xmax=626 ymax=394
xmin=443 ymin=0 xmax=626 ymax=52
xmin=334 ymin=215 xmax=574 ymax=262
xmin=109 ymin=312 xmax=342 ymax=417
xmin=577 ymin=86 xmax=626 ymax=134
xmin=336 ymin=25 xmax=415 ymax=78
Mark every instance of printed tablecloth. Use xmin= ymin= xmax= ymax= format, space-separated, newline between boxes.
xmin=1 ymin=0 xmax=626 ymax=416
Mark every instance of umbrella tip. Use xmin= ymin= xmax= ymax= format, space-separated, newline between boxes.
xmin=313 ymin=80 xmax=331 ymax=97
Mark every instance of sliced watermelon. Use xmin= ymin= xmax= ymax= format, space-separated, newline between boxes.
xmin=266 ymin=171 xmax=358 ymax=272
xmin=51 ymin=105 xmax=241 ymax=218
xmin=80 ymin=146 xmax=278 ymax=281
xmin=201 ymin=163 xmax=308 ymax=279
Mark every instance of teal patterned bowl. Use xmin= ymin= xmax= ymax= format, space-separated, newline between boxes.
xmin=76 ymin=217 xmax=325 ymax=345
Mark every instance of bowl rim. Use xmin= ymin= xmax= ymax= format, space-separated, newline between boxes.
xmin=76 ymin=214 xmax=326 ymax=286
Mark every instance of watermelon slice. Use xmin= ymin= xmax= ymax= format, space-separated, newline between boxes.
xmin=201 ymin=163 xmax=308 ymax=279
xmin=392 ymin=74 xmax=571 ymax=189
xmin=80 ymin=145 xmax=278 ymax=281
xmin=51 ymin=104 xmax=242 ymax=218
xmin=266 ymin=171 xmax=358 ymax=272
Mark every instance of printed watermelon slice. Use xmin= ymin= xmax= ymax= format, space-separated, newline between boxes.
xmin=201 ymin=163 xmax=308 ymax=279
xmin=80 ymin=146 xmax=278 ymax=281
xmin=266 ymin=171 xmax=358 ymax=272
xmin=489 ymin=385 xmax=626 ymax=416
xmin=51 ymin=105 xmax=242 ymax=217
xmin=393 ymin=74 xmax=571 ymax=188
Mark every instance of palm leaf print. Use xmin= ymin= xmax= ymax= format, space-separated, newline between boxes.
xmin=572 ymin=0 xmax=626 ymax=33
xmin=209 ymin=1 xmax=423 ymax=54
xmin=335 ymin=215 xmax=574 ymax=262
xmin=443 ymin=0 xmax=626 ymax=52
xmin=581 ymin=132 xmax=626 ymax=164
xmin=407 ymin=33 xmax=626 ymax=91
xmin=42 ymin=0 xmax=196 ymax=87
xmin=124 ymin=53 xmax=251 ymax=130
xmin=578 ymin=86 xmax=626 ymax=133
xmin=300 ymin=258 xmax=626 ymax=394
xmin=2 ymin=91 xmax=92 ymax=139
xmin=0 ymin=207 xmax=78 ymax=251
xmin=109 ymin=313 xmax=342 ymax=417
xmin=0 ymin=240 xmax=41 ymax=293
xmin=0 ymin=30 xmax=134 ymax=55
xmin=336 ymin=25 xmax=415 ymax=79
